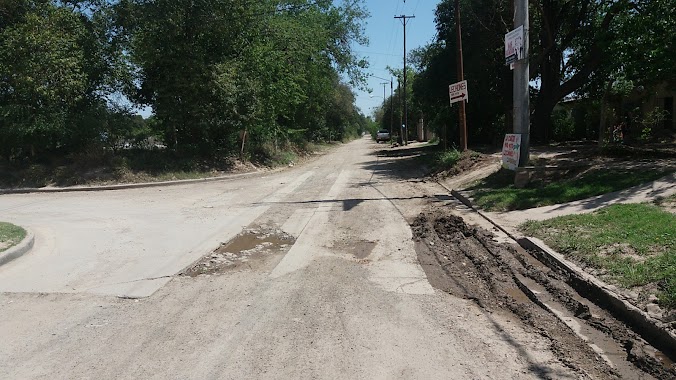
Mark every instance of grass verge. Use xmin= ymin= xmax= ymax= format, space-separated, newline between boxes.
xmin=519 ymin=203 xmax=676 ymax=309
xmin=470 ymin=168 xmax=672 ymax=211
xmin=0 ymin=222 xmax=27 ymax=253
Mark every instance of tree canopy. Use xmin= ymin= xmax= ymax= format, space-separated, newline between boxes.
xmin=408 ymin=0 xmax=674 ymax=146
xmin=0 ymin=0 xmax=369 ymax=160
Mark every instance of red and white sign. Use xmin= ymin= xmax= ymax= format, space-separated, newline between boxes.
xmin=448 ymin=80 xmax=468 ymax=105
xmin=502 ymin=133 xmax=522 ymax=170
xmin=505 ymin=25 xmax=524 ymax=66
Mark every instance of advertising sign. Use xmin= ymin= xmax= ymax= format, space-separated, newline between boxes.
xmin=502 ymin=134 xmax=521 ymax=170
xmin=505 ymin=26 xmax=524 ymax=65
xmin=448 ymin=80 xmax=468 ymax=105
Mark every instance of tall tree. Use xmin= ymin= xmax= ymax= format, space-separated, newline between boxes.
xmin=0 ymin=0 xmax=115 ymax=157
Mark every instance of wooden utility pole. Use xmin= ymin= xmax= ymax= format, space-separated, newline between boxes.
xmin=395 ymin=14 xmax=415 ymax=146
xmin=455 ymin=0 xmax=467 ymax=151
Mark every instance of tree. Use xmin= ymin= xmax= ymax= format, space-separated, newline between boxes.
xmin=410 ymin=0 xmax=512 ymax=147
xmin=0 ymin=0 xmax=131 ymax=158
xmin=530 ymin=0 xmax=675 ymax=142
xmin=120 ymin=0 xmax=369 ymax=156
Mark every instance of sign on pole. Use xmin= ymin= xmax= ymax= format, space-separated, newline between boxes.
xmin=448 ymin=80 xmax=468 ymax=105
xmin=502 ymin=134 xmax=522 ymax=170
xmin=505 ymin=25 xmax=524 ymax=66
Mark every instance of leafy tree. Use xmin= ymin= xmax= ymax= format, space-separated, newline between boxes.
xmin=121 ymin=0 xmax=369 ymax=156
xmin=410 ymin=0 xmax=512 ymax=147
xmin=0 ymin=0 xmax=131 ymax=158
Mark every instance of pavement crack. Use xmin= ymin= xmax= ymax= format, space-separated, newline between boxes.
xmin=76 ymin=275 xmax=174 ymax=293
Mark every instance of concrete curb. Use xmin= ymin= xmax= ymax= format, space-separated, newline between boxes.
xmin=519 ymin=237 xmax=676 ymax=359
xmin=442 ymin=182 xmax=676 ymax=360
xmin=0 ymin=171 xmax=261 ymax=195
xmin=0 ymin=229 xmax=34 ymax=266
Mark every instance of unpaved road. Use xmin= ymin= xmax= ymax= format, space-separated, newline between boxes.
xmin=0 ymin=138 xmax=618 ymax=379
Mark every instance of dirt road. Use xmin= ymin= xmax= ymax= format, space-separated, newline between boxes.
xmin=1 ymin=138 xmax=594 ymax=378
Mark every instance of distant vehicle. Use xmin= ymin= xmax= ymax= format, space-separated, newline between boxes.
xmin=375 ymin=130 xmax=391 ymax=143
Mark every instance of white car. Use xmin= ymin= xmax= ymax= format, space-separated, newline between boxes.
xmin=375 ymin=130 xmax=391 ymax=143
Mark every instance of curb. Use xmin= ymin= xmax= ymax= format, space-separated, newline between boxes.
xmin=519 ymin=237 xmax=676 ymax=360
xmin=441 ymin=182 xmax=676 ymax=361
xmin=0 ymin=171 xmax=261 ymax=195
xmin=0 ymin=229 xmax=34 ymax=266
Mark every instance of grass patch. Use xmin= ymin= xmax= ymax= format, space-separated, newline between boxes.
xmin=470 ymin=168 xmax=671 ymax=211
xmin=0 ymin=222 xmax=26 ymax=253
xmin=519 ymin=203 xmax=676 ymax=309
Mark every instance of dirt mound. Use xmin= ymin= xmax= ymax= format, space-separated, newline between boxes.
xmin=431 ymin=151 xmax=496 ymax=179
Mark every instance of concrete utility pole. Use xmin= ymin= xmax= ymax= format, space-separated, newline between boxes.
xmin=373 ymin=75 xmax=394 ymax=140
xmin=514 ymin=0 xmax=530 ymax=166
xmin=380 ymin=82 xmax=387 ymax=106
xmin=455 ymin=0 xmax=467 ymax=151
xmin=398 ymin=77 xmax=403 ymax=144
xmin=390 ymin=78 xmax=393 ymax=140
xmin=395 ymin=14 xmax=415 ymax=146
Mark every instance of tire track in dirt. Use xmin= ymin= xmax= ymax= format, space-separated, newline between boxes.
xmin=412 ymin=211 xmax=676 ymax=379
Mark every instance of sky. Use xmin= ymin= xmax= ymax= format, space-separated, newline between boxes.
xmin=353 ymin=0 xmax=439 ymax=116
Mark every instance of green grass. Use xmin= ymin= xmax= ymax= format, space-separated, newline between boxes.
xmin=470 ymin=168 xmax=671 ymax=211
xmin=519 ymin=203 xmax=676 ymax=308
xmin=436 ymin=149 xmax=462 ymax=169
xmin=0 ymin=222 xmax=26 ymax=253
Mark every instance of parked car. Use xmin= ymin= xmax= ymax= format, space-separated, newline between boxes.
xmin=375 ymin=130 xmax=391 ymax=143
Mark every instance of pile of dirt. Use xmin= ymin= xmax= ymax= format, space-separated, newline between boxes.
xmin=431 ymin=150 xmax=496 ymax=179
xmin=412 ymin=210 xmax=676 ymax=379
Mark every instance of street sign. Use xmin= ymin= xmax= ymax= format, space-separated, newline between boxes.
xmin=448 ymin=80 xmax=468 ymax=105
xmin=505 ymin=25 xmax=524 ymax=66
xmin=502 ymin=133 xmax=522 ymax=170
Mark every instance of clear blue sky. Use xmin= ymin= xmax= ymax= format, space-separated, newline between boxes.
xmin=353 ymin=0 xmax=439 ymax=116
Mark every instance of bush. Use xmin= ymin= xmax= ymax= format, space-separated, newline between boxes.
xmin=551 ymin=108 xmax=576 ymax=141
xmin=437 ymin=149 xmax=461 ymax=168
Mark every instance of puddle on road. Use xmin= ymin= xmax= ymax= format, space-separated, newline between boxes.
xmin=215 ymin=231 xmax=293 ymax=255
xmin=183 ymin=227 xmax=295 ymax=277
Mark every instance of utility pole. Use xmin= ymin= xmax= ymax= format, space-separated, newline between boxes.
xmin=373 ymin=75 xmax=394 ymax=140
xmin=380 ymin=82 xmax=387 ymax=107
xmin=455 ymin=0 xmax=467 ymax=151
xmin=514 ymin=0 xmax=530 ymax=166
xmin=390 ymin=78 xmax=393 ymax=141
xmin=395 ymin=14 xmax=414 ymax=146
xmin=398 ymin=77 xmax=403 ymax=144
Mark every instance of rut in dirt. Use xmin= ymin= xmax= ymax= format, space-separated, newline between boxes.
xmin=412 ymin=211 xmax=676 ymax=380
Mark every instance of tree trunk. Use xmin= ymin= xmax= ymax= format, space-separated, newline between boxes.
xmin=532 ymin=94 xmax=557 ymax=143
xmin=598 ymin=81 xmax=613 ymax=146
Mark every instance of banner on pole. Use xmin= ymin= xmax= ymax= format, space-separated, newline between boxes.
xmin=505 ymin=26 xmax=524 ymax=65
